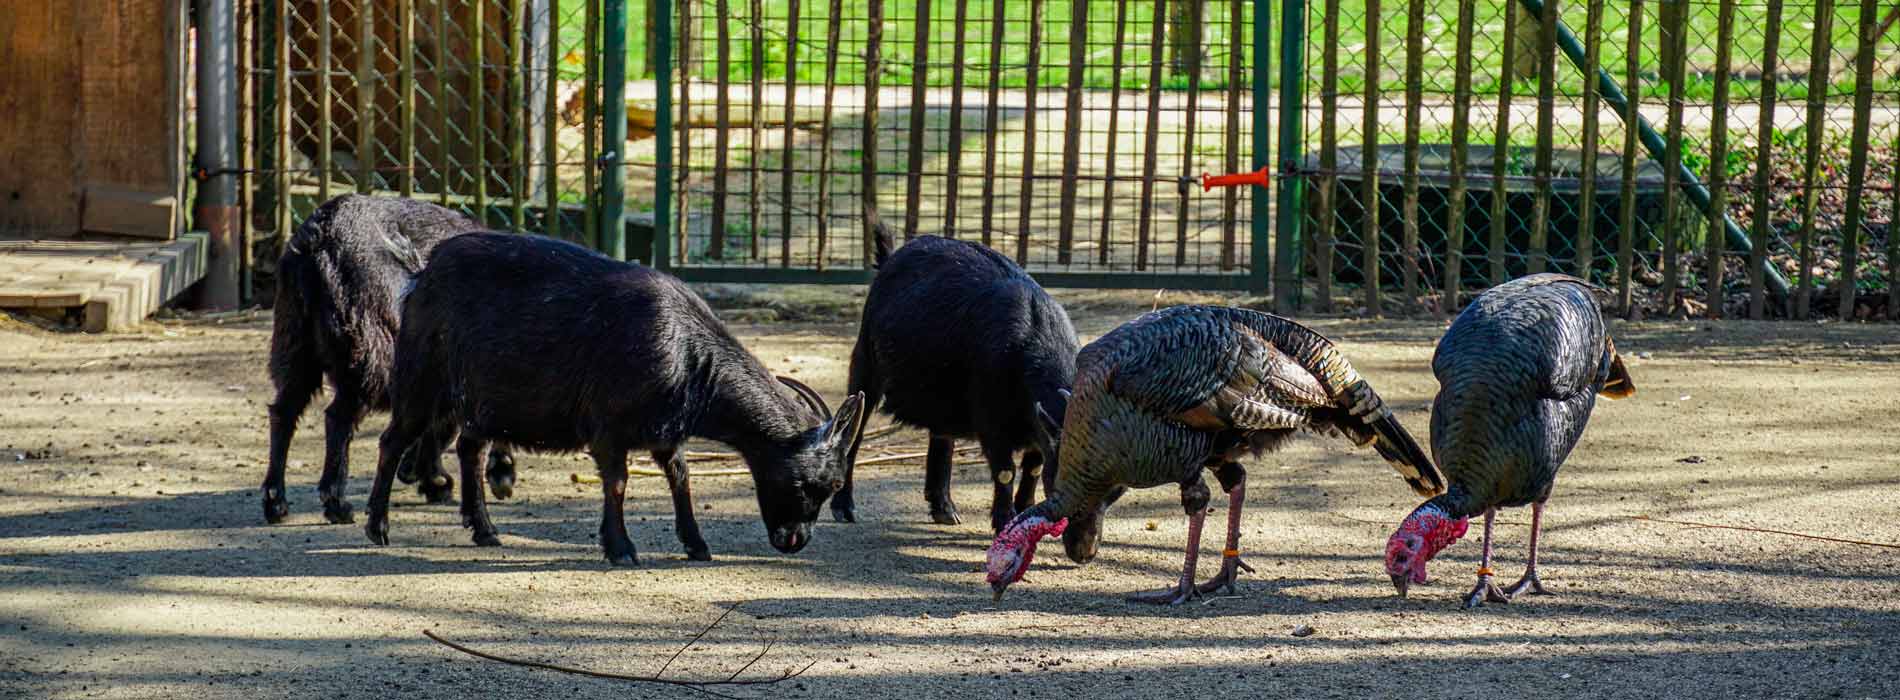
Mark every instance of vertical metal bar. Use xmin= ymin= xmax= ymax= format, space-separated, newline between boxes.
xmin=1400 ymin=0 xmax=1423 ymax=310
xmin=1137 ymin=0 xmax=1169 ymax=271
xmin=1016 ymin=0 xmax=1042 ymax=265
xmin=655 ymin=0 xmax=674 ymax=266
xmin=1174 ymin=0 xmax=1203 ymax=266
xmin=196 ymin=0 xmax=243 ymax=308
xmin=1658 ymin=1 xmax=1688 ymax=314
xmin=1749 ymin=0 xmax=1783 ymax=319
xmin=1487 ymin=0 xmax=1516 ymax=286
xmin=472 ymin=0 xmax=488 ymax=219
xmin=864 ymin=0 xmax=884 ymax=267
xmin=1056 ymin=0 xmax=1087 ymax=265
xmin=748 ymin=0 xmax=763 ymax=257
xmin=710 ymin=0 xmax=732 ymax=259
xmin=356 ymin=0 xmax=375 ymax=194
xmin=816 ymin=0 xmax=842 ymax=269
xmin=1360 ymin=0 xmax=1381 ymax=314
xmin=905 ymin=0 xmax=933 ymax=239
xmin=545 ymin=0 xmax=562 ymax=238
xmin=1528 ymin=0 xmax=1555 ymax=275
xmin=437 ymin=0 xmax=453 ymax=205
xmin=275 ymin=0 xmax=291 ymax=247
xmin=601 ymin=0 xmax=628 ymax=258
xmin=510 ymin=0 xmax=527 ymax=231
xmin=240 ymin=0 xmax=255 ymax=305
xmin=401 ymin=0 xmax=418 ymax=198
xmin=981 ymin=0 xmax=1006 ymax=248
xmin=585 ymin=0 xmax=600 ymax=242
xmin=1443 ymin=0 xmax=1474 ymax=311
xmin=945 ymin=0 xmax=971 ymax=237
xmin=1220 ymin=0 xmax=1242 ymax=271
xmin=1315 ymin=0 xmax=1338 ymax=311
xmin=780 ymin=0 xmax=799 ymax=265
xmin=1267 ymin=0 xmax=1293 ymax=302
xmin=1795 ymin=0 xmax=1833 ymax=319
xmin=1573 ymin=0 xmax=1601 ymax=282
xmin=1616 ymin=0 xmax=1641 ymax=315
xmin=1838 ymin=0 xmax=1879 ymax=319
xmin=319 ymin=0 xmax=334 ymax=200
xmin=1097 ymin=0 xmax=1131 ymax=265
xmin=1705 ymin=0 xmax=1735 ymax=318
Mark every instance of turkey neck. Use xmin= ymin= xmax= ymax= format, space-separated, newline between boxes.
xmin=1420 ymin=482 xmax=1486 ymax=520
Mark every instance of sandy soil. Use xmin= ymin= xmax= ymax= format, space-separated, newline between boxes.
xmin=2 ymin=291 xmax=1898 ymax=700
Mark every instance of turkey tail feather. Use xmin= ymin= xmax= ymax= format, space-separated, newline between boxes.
xmin=1367 ymin=411 xmax=1445 ymax=497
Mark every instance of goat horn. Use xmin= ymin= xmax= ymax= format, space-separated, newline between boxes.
xmin=775 ymin=375 xmax=832 ymax=421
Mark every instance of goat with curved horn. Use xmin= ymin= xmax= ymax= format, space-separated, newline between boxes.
xmin=777 ymin=376 xmax=833 ymax=421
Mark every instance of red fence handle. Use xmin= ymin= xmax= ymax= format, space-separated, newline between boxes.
xmin=1199 ymin=166 xmax=1272 ymax=192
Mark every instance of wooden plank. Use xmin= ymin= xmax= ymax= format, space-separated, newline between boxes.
xmin=1362 ymin=0 xmax=1382 ymax=315
xmin=944 ymin=0 xmax=971 ymax=237
xmin=1749 ymin=0 xmax=1783 ymax=319
xmin=711 ymin=0 xmax=733 ymax=259
xmin=1401 ymin=0 xmax=1424 ymax=310
xmin=1795 ymin=0 xmax=1833 ymax=319
xmin=1015 ymin=0 xmax=1043 ymax=265
xmin=980 ymin=0 xmax=1007 ymax=247
xmin=77 ymin=0 xmax=178 ymax=211
xmin=864 ymin=0 xmax=885 ymax=267
xmin=1317 ymin=0 xmax=1340 ymax=311
xmin=1837 ymin=0 xmax=1879 ymax=319
xmin=1616 ymin=0 xmax=1642 ymax=316
xmin=905 ymin=0 xmax=933 ymax=239
xmin=780 ymin=0 xmax=800 ymax=265
xmin=1705 ymin=0 xmax=1735 ymax=318
xmin=81 ymin=186 xmax=177 ymax=239
xmin=1174 ymin=0 xmax=1202 ymax=266
xmin=1137 ymin=0 xmax=1169 ymax=271
xmin=1055 ymin=0 xmax=1087 ymax=264
xmin=1443 ymin=0 xmax=1475 ymax=312
xmin=1097 ymin=0 xmax=1131 ymax=265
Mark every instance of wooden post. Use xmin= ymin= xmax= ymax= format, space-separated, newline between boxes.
xmin=1361 ymin=0 xmax=1382 ymax=315
xmin=472 ymin=0 xmax=488 ymax=219
xmin=318 ymin=0 xmax=334 ymax=200
xmin=1174 ymin=0 xmax=1203 ymax=266
xmin=1705 ymin=0 xmax=1735 ymax=318
xmin=816 ymin=0 xmax=843 ymax=269
xmin=275 ymin=0 xmax=291 ymax=247
xmin=1219 ymin=0 xmax=1242 ymax=271
xmin=905 ymin=0 xmax=932 ymax=239
xmin=584 ymin=0 xmax=600 ymax=239
xmin=711 ymin=0 xmax=732 ymax=259
xmin=944 ymin=0 xmax=971 ymax=237
xmin=780 ymin=0 xmax=799 ymax=265
xmin=1487 ymin=0 xmax=1516 ymax=286
xmin=510 ymin=0 xmax=527 ymax=231
xmin=545 ymin=0 xmax=561 ymax=237
xmin=864 ymin=0 xmax=884 ymax=268
xmin=1528 ymin=0 xmax=1555 ymax=275
xmin=1401 ymin=0 xmax=1424 ymax=310
xmin=673 ymin=0 xmax=690 ymax=260
xmin=1749 ymin=0 xmax=1783 ymax=319
xmin=1137 ymin=0 xmax=1169 ymax=271
xmin=981 ymin=0 xmax=1006 ymax=248
xmin=1838 ymin=0 xmax=1879 ymax=319
xmin=1056 ymin=0 xmax=1088 ymax=265
xmin=1097 ymin=0 xmax=1131 ymax=265
xmin=1795 ymin=0 xmax=1833 ymax=319
xmin=1443 ymin=0 xmax=1474 ymax=312
xmin=444 ymin=0 xmax=461 ymax=206
xmin=1616 ymin=0 xmax=1641 ymax=316
xmin=1016 ymin=0 xmax=1043 ymax=265
xmin=400 ymin=0 xmax=417 ymax=198
xmin=748 ymin=0 xmax=763 ymax=257
xmin=1573 ymin=0 xmax=1601 ymax=281
xmin=1317 ymin=0 xmax=1340 ymax=311
xmin=356 ymin=0 xmax=375 ymax=194
xmin=1658 ymin=0 xmax=1688 ymax=314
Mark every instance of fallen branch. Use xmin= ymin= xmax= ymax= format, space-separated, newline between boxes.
xmin=424 ymin=605 xmax=817 ymax=699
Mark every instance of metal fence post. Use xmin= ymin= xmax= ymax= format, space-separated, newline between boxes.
xmin=195 ymin=0 xmax=242 ymax=309
xmin=600 ymin=0 xmax=630 ymax=260
xmin=652 ymin=0 xmax=673 ymax=269
xmin=1271 ymin=0 xmax=1301 ymax=307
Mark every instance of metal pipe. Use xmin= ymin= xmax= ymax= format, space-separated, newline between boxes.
xmin=1516 ymin=0 xmax=1792 ymax=300
xmin=600 ymin=0 xmax=629 ymax=259
xmin=195 ymin=0 xmax=242 ymax=309
xmin=1270 ymin=0 xmax=1297 ymax=304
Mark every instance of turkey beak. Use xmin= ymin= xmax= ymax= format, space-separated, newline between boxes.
xmin=1391 ymin=573 xmax=1410 ymax=598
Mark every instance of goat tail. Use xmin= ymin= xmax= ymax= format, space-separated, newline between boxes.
xmin=871 ymin=220 xmax=897 ymax=269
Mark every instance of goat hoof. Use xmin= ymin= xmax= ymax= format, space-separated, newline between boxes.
xmin=929 ymin=506 xmax=962 ymax=526
xmin=322 ymin=500 xmax=355 ymax=525
xmin=365 ymin=519 xmax=389 ymax=546
xmin=488 ymin=474 xmax=515 ymax=501
xmin=471 ymin=530 xmax=502 ymax=547
xmin=262 ymin=490 xmax=289 ymax=524
xmin=831 ymin=505 xmax=857 ymax=523
xmin=604 ymin=551 xmax=639 ymax=567
xmin=419 ymin=481 xmax=455 ymax=505
xmin=685 ymin=547 xmax=712 ymax=562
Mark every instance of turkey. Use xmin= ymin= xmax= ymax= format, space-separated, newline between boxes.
xmin=986 ymin=305 xmax=1445 ymax=604
xmin=1384 ymin=273 xmax=1635 ymax=608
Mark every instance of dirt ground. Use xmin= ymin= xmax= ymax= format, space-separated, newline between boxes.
xmin=2 ymin=289 xmax=1898 ymax=700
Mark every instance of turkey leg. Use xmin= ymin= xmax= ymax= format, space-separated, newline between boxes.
xmin=1196 ymin=463 xmax=1255 ymax=595
xmin=1129 ymin=479 xmax=1211 ymax=606
xmin=1504 ymin=502 xmax=1550 ymax=597
xmin=1463 ymin=508 xmax=1512 ymax=608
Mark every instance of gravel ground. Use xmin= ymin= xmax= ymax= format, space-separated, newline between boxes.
xmin=2 ymin=293 xmax=1897 ymax=700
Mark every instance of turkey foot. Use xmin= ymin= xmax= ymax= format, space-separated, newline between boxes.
xmin=1504 ymin=569 xmax=1548 ymax=597
xmin=1462 ymin=574 xmax=1511 ymax=608
xmin=1128 ymin=578 xmax=1202 ymax=606
xmin=1195 ymin=555 xmax=1255 ymax=596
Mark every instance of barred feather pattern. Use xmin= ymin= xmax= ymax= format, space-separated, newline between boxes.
xmin=1030 ymin=305 xmax=1444 ymax=522
xmin=1424 ymin=273 xmax=1634 ymax=516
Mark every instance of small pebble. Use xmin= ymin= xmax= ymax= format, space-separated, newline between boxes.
xmin=1291 ymin=625 xmax=1315 ymax=638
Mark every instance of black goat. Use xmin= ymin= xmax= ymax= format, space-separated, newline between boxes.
xmin=836 ymin=220 xmax=1079 ymax=532
xmin=363 ymin=232 xmax=865 ymax=564
xmin=263 ymin=195 xmax=517 ymax=525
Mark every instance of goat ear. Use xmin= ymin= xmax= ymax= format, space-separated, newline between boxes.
xmin=776 ymin=375 xmax=832 ymax=422
xmin=825 ymin=392 xmax=867 ymax=449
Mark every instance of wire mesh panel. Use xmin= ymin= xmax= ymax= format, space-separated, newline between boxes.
xmin=662 ymin=0 xmax=1267 ymax=285
xmin=1289 ymin=0 xmax=1900 ymax=319
xmin=248 ymin=0 xmax=612 ymax=262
